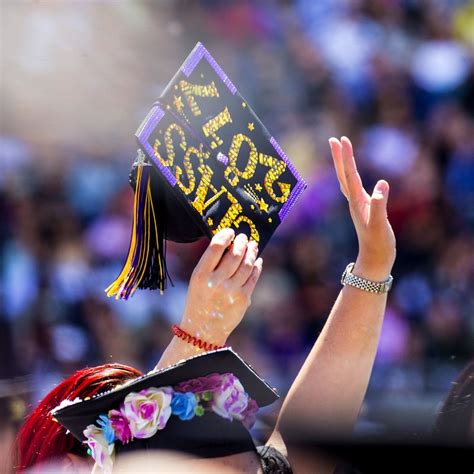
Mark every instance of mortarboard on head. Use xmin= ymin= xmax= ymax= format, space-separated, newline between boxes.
xmin=52 ymin=348 xmax=279 ymax=473
xmin=106 ymin=42 xmax=306 ymax=299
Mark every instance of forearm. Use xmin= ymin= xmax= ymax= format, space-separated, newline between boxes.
xmin=277 ymin=260 xmax=390 ymax=434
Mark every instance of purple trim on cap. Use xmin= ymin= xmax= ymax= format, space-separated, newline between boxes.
xmin=268 ymin=136 xmax=306 ymax=221
xmin=278 ymin=179 xmax=306 ymax=221
xmin=270 ymin=137 xmax=302 ymax=182
xmin=217 ymin=152 xmax=229 ymax=166
xmin=135 ymin=105 xmax=177 ymax=187
xmin=182 ymin=42 xmax=237 ymax=95
xmin=182 ymin=43 xmax=205 ymax=77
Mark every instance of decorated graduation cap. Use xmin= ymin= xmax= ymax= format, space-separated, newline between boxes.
xmin=106 ymin=42 xmax=306 ymax=299
xmin=52 ymin=348 xmax=279 ymax=473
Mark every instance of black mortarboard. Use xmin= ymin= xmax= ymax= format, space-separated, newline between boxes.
xmin=106 ymin=42 xmax=306 ymax=299
xmin=53 ymin=349 xmax=279 ymax=470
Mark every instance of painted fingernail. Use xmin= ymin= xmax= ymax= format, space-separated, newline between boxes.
xmin=214 ymin=228 xmax=235 ymax=243
xmin=248 ymin=240 xmax=258 ymax=253
xmin=232 ymin=233 xmax=247 ymax=254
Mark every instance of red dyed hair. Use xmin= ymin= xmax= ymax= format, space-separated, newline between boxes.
xmin=16 ymin=363 xmax=143 ymax=472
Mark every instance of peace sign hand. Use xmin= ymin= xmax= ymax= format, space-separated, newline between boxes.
xmin=329 ymin=137 xmax=396 ymax=281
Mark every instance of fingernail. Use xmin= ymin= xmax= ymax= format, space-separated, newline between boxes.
xmin=375 ymin=181 xmax=388 ymax=195
xmin=215 ymin=228 xmax=235 ymax=242
xmin=248 ymin=240 xmax=258 ymax=252
xmin=234 ymin=233 xmax=248 ymax=247
xmin=233 ymin=233 xmax=247 ymax=254
xmin=236 ymin=233 xmax=248 ymax=243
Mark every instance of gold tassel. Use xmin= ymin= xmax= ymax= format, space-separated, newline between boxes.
xmin=105 ymin=164 xmax=166 ymax=299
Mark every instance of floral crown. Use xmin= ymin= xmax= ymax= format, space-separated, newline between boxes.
xmin=55 ymin=372 xmax=259 ymax=473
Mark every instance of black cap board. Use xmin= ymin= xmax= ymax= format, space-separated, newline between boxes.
xmin=53 ymin=347 xmax=278 ymax=442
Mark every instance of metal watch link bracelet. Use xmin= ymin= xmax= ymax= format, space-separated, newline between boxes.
xmin=341 ymin=262 xmax=393 ymax=294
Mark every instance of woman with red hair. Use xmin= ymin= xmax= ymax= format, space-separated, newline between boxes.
xmin=16 ymin=364 xmax=143 ymax=472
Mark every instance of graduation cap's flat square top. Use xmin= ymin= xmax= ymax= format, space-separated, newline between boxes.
xmin=53 ymin=348 xmax=279 ymax=442
xmin=136 ymin=42 xmax=306 ymax=253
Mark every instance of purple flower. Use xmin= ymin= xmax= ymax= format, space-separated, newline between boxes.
xmin=175 ymin=373 xmax=223 ymax=394
xmin=122 ymin=387 xmax=172 ymax=439
xmin=241 ymin=399 xmax=259 ymax=429
xmin=211 ymin=373 xmax=249 ymax=421
xmin=108 ymin=409 xmax=132 ymax=444
xmin=171 ymin=392 xmax=197 ymax=421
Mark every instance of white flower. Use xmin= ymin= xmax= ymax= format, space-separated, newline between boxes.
xmin=211 ymin=373 xmax=249 ymax=421
xmin=83 ymin=424 xmax=115 ymax=474
xmin=121 ymin=387 xmax=173 ymax=439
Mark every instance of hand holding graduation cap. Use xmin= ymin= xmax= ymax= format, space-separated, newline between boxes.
xmin=179 ymin=228 xmax=263 ymax=347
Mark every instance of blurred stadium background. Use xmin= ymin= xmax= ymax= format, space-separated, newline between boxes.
xmin=1 ymin=0 xmax=473 ymax=458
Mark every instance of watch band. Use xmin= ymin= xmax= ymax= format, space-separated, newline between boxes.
xmin=341 ymin=262 xmax=393 ymax=294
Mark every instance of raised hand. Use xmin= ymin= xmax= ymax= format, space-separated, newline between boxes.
xmin=179 ymin=228 xmax=263 ymax=347
xmin=329 ymin=136 xmax=396 ymax=280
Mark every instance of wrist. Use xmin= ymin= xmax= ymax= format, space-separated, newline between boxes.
xmin=172 ymin=324 xmax=226 ymax=352
xmin=353 ymin=255 xmax=394 ymax=282
xmin=178 ymin=317 xmax=229 ymax=347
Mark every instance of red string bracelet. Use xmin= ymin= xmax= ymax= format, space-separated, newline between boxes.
xmin=172 ymin=324 xmax=226 ymax=352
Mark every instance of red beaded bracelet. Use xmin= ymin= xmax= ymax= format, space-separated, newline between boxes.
xmin=172 ymin=324 xmax=226 ymax=352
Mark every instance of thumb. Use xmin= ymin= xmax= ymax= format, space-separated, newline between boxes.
xmin=369 ymin=180 xmax=389 ymax=226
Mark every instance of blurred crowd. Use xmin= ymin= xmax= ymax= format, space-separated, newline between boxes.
xmin=1 ymin=0 xmax=474 ymax=438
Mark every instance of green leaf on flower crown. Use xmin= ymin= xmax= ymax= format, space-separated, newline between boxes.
xmin=202 ymin=391 xmax=212 ymax=401
xmin=195 ymin=405 xmax=205 ymax=417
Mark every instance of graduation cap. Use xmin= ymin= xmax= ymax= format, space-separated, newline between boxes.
xmin=52 ymin=348 xmax=279 ymax=472
xmin=106 ymin=42 xmax=306 ymax=299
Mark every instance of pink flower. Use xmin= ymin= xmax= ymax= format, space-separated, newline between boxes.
xmin=175 ymin=373 xmax=223 ymax=394
xmin=83 ymin=424 xmax=114 ymax=474
xmin=241 ymin=399 xmax=259 ymax=429
xmin=211 ymin=373 xmax=249 ymax=421
xmin=108 ymin=409 xmax=132 ymax=443
xmin=122 ymin=387 xmax=172 ymax=439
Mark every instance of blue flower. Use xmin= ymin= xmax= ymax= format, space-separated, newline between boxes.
xmin=171 ymin=392 xmax=197 ymax=421
xmin=97 ymin=414 xmax=116 ymax=444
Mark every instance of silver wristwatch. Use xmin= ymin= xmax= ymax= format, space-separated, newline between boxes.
xmin=341 ymin=262 xmax=393 ymax=294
